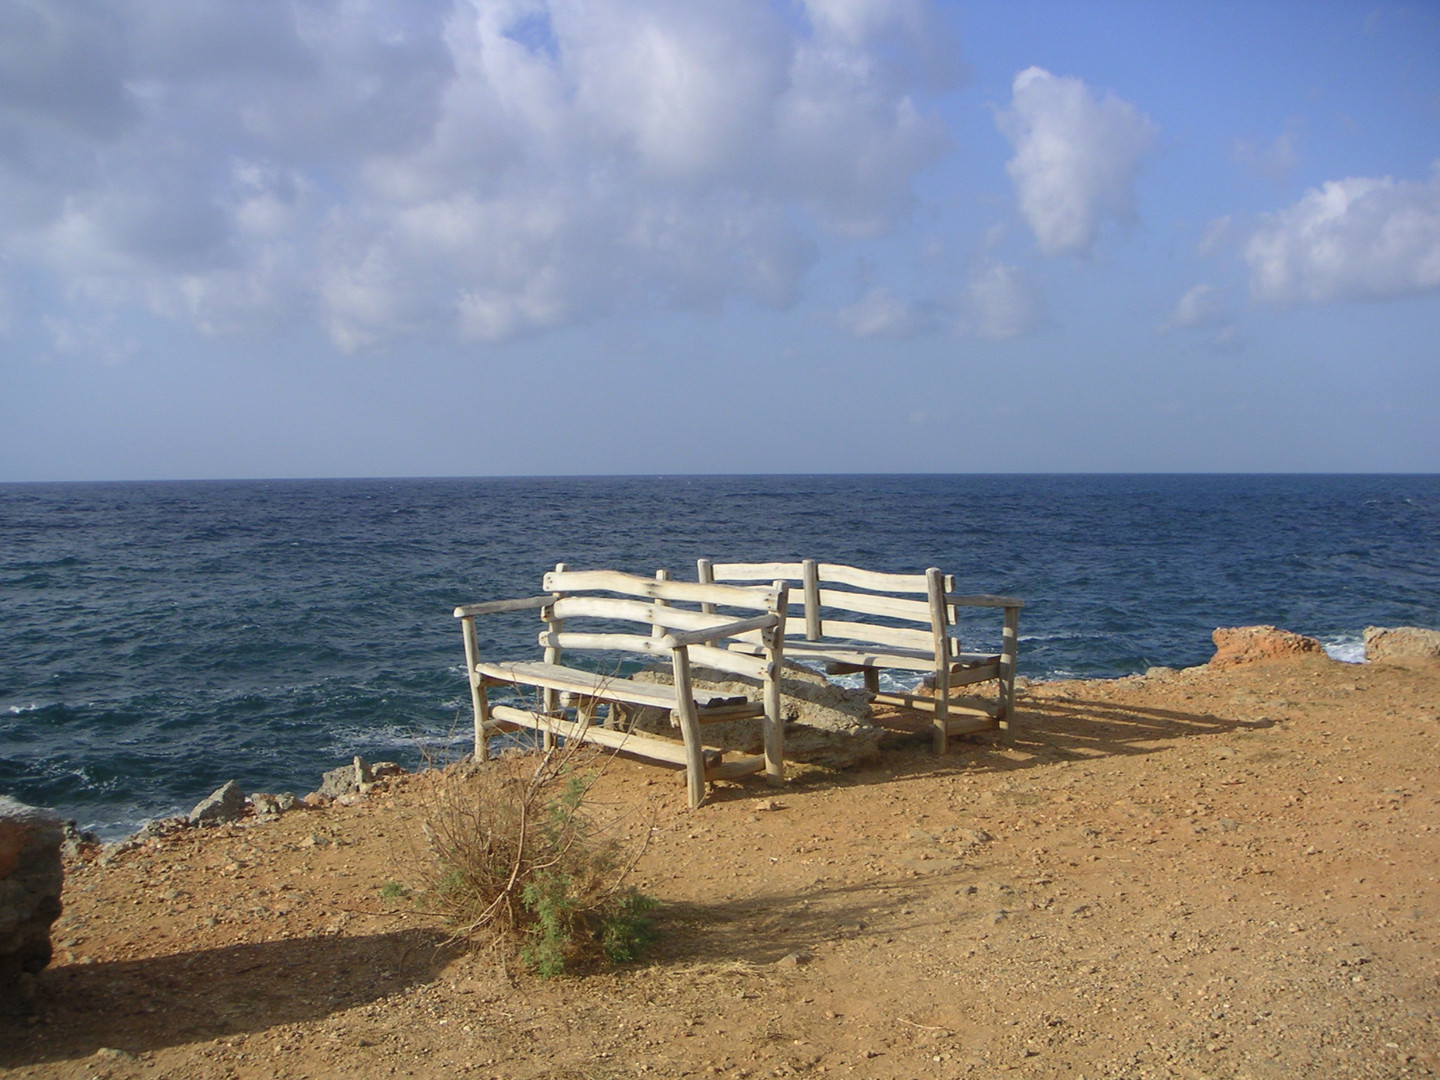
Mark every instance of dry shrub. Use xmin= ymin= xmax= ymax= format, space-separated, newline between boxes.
xmin=417 ymin=737 xmax=656 ymax=976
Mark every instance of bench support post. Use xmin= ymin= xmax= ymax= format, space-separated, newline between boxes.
xmin=927 ymin=567 xmax=951 ymax=754
xmin=762 ymin=582 xmax=789 ymax=785
xmin=460 ymin=614 xmax=492 ymax=763
xmin=670 ymin=648 xmax=708 ymax=809
xmin=998 ymin=604 xmax=1020 ymax=740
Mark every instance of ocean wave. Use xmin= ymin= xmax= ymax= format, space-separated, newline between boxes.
xmin=1321 ymin=634 xmax=1366 ymax=664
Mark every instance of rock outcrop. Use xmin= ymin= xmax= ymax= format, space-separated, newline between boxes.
xmin=1209 ymin=625 xmax=1326 ymax=668
xmin=316 ymin=757 xmax=406 ymax=800
xmin=0 ymin=796 xmax=64 ymax=986
xmin=189 ymin=780 xmax=247 ymax=825
xmin=1364 ymin=626 xmax=1440 ymax=666
xmin=629 ymin=663 xmax=883 ymax=769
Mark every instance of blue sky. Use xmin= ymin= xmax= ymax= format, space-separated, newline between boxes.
xmin=2 ymin=0 xmax=1437 ymax=480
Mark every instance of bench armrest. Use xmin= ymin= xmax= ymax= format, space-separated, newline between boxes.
xmin=453 ymin=595 xmax=553 ymax=618
xmin=665 ymin=612 xmax=782 ymax=649
xmin=945 ymin=593 xmax=1025 ymax=610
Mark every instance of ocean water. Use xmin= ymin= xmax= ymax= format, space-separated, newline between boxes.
xmin=2 ymin=474 xmax=1437 ymax=838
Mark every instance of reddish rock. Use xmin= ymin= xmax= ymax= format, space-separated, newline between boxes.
xmin=1209 ymin=625 xmax=1325 ymax=668
xmin=1364 ymin=626 xmax=1440 ymax=666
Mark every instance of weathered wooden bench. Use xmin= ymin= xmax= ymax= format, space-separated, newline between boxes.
xmin=696 ymin=560 xmax=1022 ymax=754
xmin=454 ymin=567 xmax=790 ymax=809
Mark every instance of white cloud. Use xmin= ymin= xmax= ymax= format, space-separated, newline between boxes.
xmin=838 ymin=286 xmax=939 ymax=338
xmin=1244 ymin=165 xmax=1440 ymax=305
xmin=1233 ymin=128 xmax=1300 ymax=185
xmin=0 ymin=0 xmax=957 ymax=350
xmin=1163 ymin=283 xmax=1226 ymax=330
xmin=996 ymin=67 xmax=1157 ymax=257
xmin=960 ymin=260 xmax=1045 ymax=340
xmin=838 ymin=259 xmax=1045 ymax=342
xmin=1198 ymin=215 xmax=1233 ymax=256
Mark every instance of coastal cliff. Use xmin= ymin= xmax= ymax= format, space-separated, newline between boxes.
xmin=4 ymin=639 xmax=1438 ymax=1079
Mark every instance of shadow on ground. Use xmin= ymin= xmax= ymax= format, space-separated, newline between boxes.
xmin=0 ymin=927 xmax=462 ymax=1067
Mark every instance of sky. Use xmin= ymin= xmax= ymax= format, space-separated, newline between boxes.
xmin=1 ymin=0 xmax=1438 ymax=481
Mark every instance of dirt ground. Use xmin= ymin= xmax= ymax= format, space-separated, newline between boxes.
xmin=3 ymin=652 xmax=1438 ymax=1080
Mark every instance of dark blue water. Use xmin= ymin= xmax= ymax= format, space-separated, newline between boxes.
xmin=2 ymin=475 xmax=1437 ymax=837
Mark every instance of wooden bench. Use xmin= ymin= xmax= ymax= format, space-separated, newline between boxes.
xmin=454 ymin=567 xmax=790 ymax=809
xmin=696 ymin=560 xmax=1022 ymax=754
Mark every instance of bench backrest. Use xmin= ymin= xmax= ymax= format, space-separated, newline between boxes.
xmin=698 ymin=559 xmax=952 ymax=661
xmin=540 ymin=567 xmax=788 ymax=681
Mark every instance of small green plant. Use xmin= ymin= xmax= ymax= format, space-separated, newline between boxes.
xmin=599 ymin=888 xmax=659 ymax=964
xmin=417 ymin=734 xmax=657 ymax=977
xmin=379 ymin=879 xmax=409 ymax=901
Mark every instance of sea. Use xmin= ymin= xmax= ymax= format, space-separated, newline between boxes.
xmin=2 ymin=474 xmax=1437 ymax=839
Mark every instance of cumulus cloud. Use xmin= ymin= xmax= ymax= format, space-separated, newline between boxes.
xmin=1244 ymin=165 xmax=1440 ymax=305
xmin=1233 ymin=128 xmax=1300 ymax=185
xmin=838 ymin=286 xmax=940 ymax=338
xmin=0 ymin=0 xmax=959 ymax=350
xmin=1163 ymin=283 xmax=1226 ymax=331
xmin=837 ymin=258 xmax=1044 ymax=341
xmin=996 ymin=67 xmax=1157 ymax=257
xmin=960 ymin=260 xmax=1045 ymax=340
xmin=1162 ymin=282 xmax=1238 ymax=349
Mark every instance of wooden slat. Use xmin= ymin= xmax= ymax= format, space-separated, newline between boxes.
xmin=817 ymin=563 xmax=931 ymax=593
xmin=813 ymin=587 xmax=932 ymax=623
xmin=953 ymin=651 xmax=1002 ymax=667
xmin=708 ymin=561 xmax=805 ymax=582
xmin=789 ymin=639 xmax=935 ymax=668
xmin=667 ymin=613 xmax=780 ymax=648
xmin=531 ymin=633 xmax=770 ymax=680
xmin=684 ymin=644 xmax=769 ymax=680
xmin=871 ymin=691 xmax=997 ymax=715
xmin=540 ymin=631 xmax=678 ymax=655
xmin=488 ymin=705 xmax=708 ymax=767
xmin=947 ymin=593 xmax=1026 ymax=609
xmin=549 ymin=596 xmax=746 ymax=634
xmin=476 ymin=660 xmax=679 ymax=710
xmin=949 ymin=663 xmax=1002 ymax=687
xmin=454 ymin=595 xmax=552 ymax=618
xmin=813 ymin=619 xmax=936 ymax=652
xmin=545 ymin=569 xmax=779 ymax=611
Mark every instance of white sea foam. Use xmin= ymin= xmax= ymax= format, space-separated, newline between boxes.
xmin=1322 ymin=634 xmax=1366 ymax=664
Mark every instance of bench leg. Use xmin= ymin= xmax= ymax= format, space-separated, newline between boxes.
xmin=670 ymin=650 xmax=708 ymax=810
xmin=461 ymin=615 xmax=492 ymax=763
xmin=932 ymin=668 xmax=950 ymax=756
xmin=998 ymin=606 xmax=1020 ymax=742
xmin=762 ymin=592 xmax=787 ymax=787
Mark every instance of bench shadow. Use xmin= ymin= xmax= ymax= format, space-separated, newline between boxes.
xmin=0 ymin=927 xmax=462 ymax=1067
xmin=649 ymin=875 xmax=933 ymax=968
xmin=764 ymin=693 xmax=1277 ymax=795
